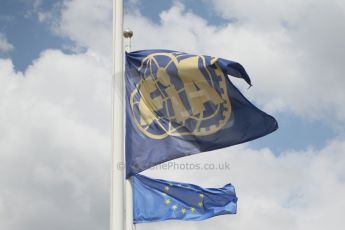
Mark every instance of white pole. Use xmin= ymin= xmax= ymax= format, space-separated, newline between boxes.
xmin=111 ymin=0 xmax=124 ymax=230
xmin=123 ymin=29 xmax=134 ymax=230
xmin=125 ymin=176 xmax=134 ymax=230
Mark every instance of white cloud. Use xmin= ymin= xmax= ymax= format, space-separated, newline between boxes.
xmin=0 ymin=50 xmax=111 ymax=230
xmin=54 ymin=0 xmax=345 ymax=124
xmin=0 ymin=32 xmax=14 ymax=53
xmin=123 ymin=2 xmax=345 ymax=123
xmin=207 ymin=0 xmax=345 ymax=119
xmin=55 ymin=0 xmax=112 ymax=58
xmin=138 ymin=139 xmax=345 ymax=230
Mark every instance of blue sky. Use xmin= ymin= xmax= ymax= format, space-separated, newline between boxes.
xmin=130 ymin=0 xmax=230 ymax=25
xmin=0 ymin=0 xmax=228 ymax=71
xmin=0 ymin=0 xmax=67 ymax=70
xmin=1 ymin=1 xmax=345 ymax=230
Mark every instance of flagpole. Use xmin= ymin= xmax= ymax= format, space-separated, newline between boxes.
xmin=123 ymin=28 xmax=134 ymax=230
xmin=111 ymin=0 xmax=124 ymax=230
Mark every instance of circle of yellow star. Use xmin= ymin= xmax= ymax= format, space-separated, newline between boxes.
xmin=198 ymin=202 xmax=203 ymax=207
xmin=164 ymin=186 xmax=170 ymax=191
xmin=181 ymin=208 xmax=186 ymax=214
xmin=190 ymin=207 xmax=196 ymax=213
xmin=172 ymin=205 xmax=178 ymax=210
xmin=165 ymin=199 xmax=171 ymax=204
xmin=199 ymin=194 xmax=204 ymax=198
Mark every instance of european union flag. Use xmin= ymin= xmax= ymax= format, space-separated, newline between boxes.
xmin=126 ymin=50 xmax=278 ymax=177
xmin=133 ymin=174 xmax=237 ymax=223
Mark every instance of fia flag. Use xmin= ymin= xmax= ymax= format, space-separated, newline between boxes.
xmin=125 ymin=50 xmax=278 ymax=177
xmin=133 ymin=174 xmax=237 ymax=223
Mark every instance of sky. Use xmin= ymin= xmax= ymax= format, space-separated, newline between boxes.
xmin=0 ymin=0 xmax=345 ymax=229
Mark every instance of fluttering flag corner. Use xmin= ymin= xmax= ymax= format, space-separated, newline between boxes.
xmin=125 ymin=50 xmax=278 ymax=177
xmin=133 ymin=174 xmax=237 ymax=224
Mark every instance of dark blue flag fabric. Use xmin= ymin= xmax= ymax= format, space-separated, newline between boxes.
xmin=125 ymin=50 xmax=278 ymax=177
xmin=133 ymin=174 xmax=237 ymax=223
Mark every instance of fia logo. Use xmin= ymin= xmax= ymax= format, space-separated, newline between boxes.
xmin=130 ymin=52 xmax=231 ymax=139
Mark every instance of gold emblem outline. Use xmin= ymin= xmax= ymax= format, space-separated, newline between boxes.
xmin=130 ymin=52 xmax=232 ymax=140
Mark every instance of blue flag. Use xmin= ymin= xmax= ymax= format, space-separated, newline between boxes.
xmin=133 ymin=174 xmax=237 ymax=223
xmin=126 ymin=50 xmax=278 ymax=177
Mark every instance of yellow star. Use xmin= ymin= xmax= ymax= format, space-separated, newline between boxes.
xmin=164 ymin=186 xmax=170 ymax=191
xmin=172 ymin=205 xmax=178 ymax=210
xmin=199 ymin=194 xmax=204 ymax=198
xmin=198 ymin=202 xmax=203 ymax=207
xmin=162 ymin=192 xmax=167 ymax=196
xmin=190 ymin=207 xmax=196 ymax=213
xmin=181 ymin=208 xmax=186 ymax=214
xmin=169 ymin=183 xmax=173 ymax=186
xmin=165 ymin=199 xmax=171 ymax=204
